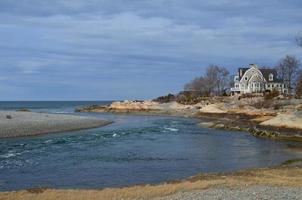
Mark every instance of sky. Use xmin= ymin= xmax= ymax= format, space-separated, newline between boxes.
xmin=0 ymin=0 xmax=301 ymax=100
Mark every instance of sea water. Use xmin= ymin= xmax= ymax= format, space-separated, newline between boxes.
xmin=0 ymin=101 xmax=301 ymax=191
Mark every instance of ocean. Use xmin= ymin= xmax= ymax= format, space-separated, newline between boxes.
xmin=0 ymin=101 xmax=301 ymax=191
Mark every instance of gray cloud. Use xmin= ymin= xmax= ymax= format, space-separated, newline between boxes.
xmin=0 ymin=0 xmax=301 ymax=100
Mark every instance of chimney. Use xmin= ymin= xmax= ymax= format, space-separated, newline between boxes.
xmin=249 ymin=64 xmax=258 ymax=68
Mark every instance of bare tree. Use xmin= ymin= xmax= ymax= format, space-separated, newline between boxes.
xmin=227 ymin=76 xmax=235 ymax=94
xmin=217 ymin=66 xmax=230 ymax=94
xmin=295 ymin=71 xmax=302 ymax=98
xmin=184 ymin=65 xmax=230 ymax=96
xmin=184 ymin=76 xmax=211 ymax=96
xmin=184 ymin=77 xmax=203 ymax=91
xmin=296 ymin=34 xmax=302 ymax=47
xmin=275 ymin=61 xmax=287 ymax=81
xmin=277 ymin=55 xmax=300 ymax=95
xmin=205 ymin=65 xmax=219 ymax=94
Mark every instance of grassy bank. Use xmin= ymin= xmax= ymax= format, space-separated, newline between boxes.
xmin=1 ymin=160 xmax=302 ymax=200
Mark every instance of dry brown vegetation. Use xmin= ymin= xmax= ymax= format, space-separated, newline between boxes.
xmin=1 ymin=161 xmax=302 ymax=200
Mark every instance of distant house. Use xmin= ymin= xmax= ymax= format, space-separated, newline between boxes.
xmin=231 ymin=64 xmax=287 ymax=95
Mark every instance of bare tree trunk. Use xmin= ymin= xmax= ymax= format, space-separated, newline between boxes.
xmin=296 ymin=72 xmax=302 ymax=98
xmin=296 ymin=35 xmax=302 ymax=47
xmin=278 ymin=55 xmax=299 ymax=96
xmin=183 ymin=65 xmax=230 ymax=97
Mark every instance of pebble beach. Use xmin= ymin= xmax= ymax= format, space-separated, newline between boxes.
xmin=0 ymin=111 xmax=112 ymax=138
xmin=152 ymin=186 xmax=302 ymax=200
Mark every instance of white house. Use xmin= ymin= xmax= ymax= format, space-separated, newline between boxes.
xmin=231 ymin=64 xmax=287 ymax=95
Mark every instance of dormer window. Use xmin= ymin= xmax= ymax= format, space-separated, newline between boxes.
xmin=269 ymin=73 xmax=273 ymax=81
xmin=245 ymin=77 xmax=248 ymax=80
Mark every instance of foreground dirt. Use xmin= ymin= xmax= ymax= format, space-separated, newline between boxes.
xmin=1 ymin=160 xmax=302 ymax=200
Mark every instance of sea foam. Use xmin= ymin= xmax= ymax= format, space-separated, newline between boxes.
xmin=164 ymin=127 xmax=179 ymax=132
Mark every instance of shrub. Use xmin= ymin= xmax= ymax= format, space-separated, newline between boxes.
xmin=153 ymin=93 xmax=176 ymax=103
xmin=264 ymin=89 xmax=279 ymax=100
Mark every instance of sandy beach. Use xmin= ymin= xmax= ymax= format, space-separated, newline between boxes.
xmin=0 ymin=111 xmax=112 ymax=138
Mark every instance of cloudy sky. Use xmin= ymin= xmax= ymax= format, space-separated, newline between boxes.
xmin=0 ymin=0 xmax=301 ymax=100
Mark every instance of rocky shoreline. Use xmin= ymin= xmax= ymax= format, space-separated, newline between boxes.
xmin=197 ymin=112 xmax=302 ymax=142
xmin=75 ymin=98 xmax=302 ymax=142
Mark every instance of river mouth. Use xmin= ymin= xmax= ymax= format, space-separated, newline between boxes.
xmin=0 ymin=112 xmax=301 ymax=191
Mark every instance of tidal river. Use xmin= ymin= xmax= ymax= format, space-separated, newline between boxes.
xmin=0 ymin=101 xmax=301 ymax=191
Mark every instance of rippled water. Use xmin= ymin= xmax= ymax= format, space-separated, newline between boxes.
xmin=0 ymin=102 xmax=301 ymax=191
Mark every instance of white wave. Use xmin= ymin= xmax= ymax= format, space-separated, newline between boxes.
xmin=113 ymin=133 xmax=118 ymax=137
xmin=53 ymin=111 xmax=72 ymax=114
xmin=0 ymin=152 xmax=21 ymax=158
xmin=164 ymin=127 xmax=179 ymax=132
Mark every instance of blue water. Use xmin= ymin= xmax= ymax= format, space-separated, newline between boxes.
xmin=0 ymin=101 xmax=112 ymax=114
xmin=0 ymin=101 xmax=301 ymax=191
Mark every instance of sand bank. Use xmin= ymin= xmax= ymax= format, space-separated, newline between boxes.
xmin=261 ymin=111 xmax=302 ymax=129
xmin=0 ymin=111 xmax=112 ymax=138
xmin=76 ymin=101 xmax=200 ymax=117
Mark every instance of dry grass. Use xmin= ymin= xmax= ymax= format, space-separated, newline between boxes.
xmin=1 ymin=163 xmax=302 ymax=200
xmin=251 ymin=115 xmax=275 ymax=123
xmin=228 ymin=108 xmax=275 ymax=117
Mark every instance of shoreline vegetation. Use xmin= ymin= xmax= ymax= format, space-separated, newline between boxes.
xmin=0 ymin=111 xmax=112 ymax=138
xmin=76 ymin=95 xmax=302 ymax=142
xmin=1 ymin=159 xmax=302 ymax=200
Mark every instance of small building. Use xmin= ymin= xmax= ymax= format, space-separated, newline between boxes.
xmin=231 ymin=64 xmax=287 ymax=95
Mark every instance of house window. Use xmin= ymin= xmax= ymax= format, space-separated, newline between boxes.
xmin=245 ymin=77 xmax=248 ymax=80
xmin=268 ymin=84 xmax=270 ymax=88
xmin=269 ymin=73 xmax=273 ymax=81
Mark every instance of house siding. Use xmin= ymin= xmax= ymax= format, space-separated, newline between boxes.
xmin=231 ymin=64 xmax=286 ymax=94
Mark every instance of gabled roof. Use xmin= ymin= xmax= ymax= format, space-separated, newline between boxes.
xmin=238 ymin=68 xmax=249 ymax=79
xmin=259 ymin=68 xmax=282 ymax=83
xmin=238 ymin=65 xmax=283 ymax=83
